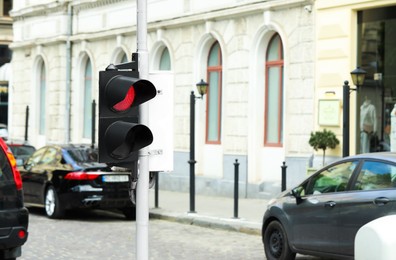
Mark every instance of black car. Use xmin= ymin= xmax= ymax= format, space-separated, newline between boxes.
xmin=19 ymin=144 xmax=136 ymax=219
xmin=0 ymin=137 xmax=29 ymax=259
xmin=7 ymin=142 xmax=36 ymax=166
xmin=262 ymin=152 xmax=396 ymax=260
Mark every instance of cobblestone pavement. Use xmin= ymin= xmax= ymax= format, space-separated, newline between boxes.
xmin=21 ymin=208 xmax=327 ymax=260
xmin=21 ymin=208 xmax=265 ymax=260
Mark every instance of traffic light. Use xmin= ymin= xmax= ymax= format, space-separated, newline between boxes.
xmin=98 ymin=57 xmax=156 ymax=167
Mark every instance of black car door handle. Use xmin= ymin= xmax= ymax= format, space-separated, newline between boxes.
xmin=374 ymin=197 xmax=390 ymax=206
xmin=325 ymin=201 xmax=336 ymax=208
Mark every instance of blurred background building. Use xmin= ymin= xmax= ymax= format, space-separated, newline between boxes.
xmin=0 ymin=0 xmax=12 ymax=127
xmin=6 ymin=0 xmax=396 ymax=199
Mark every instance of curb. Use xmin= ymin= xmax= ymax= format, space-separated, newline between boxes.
xmin=149 ymin=208 xmax=261 ymax=236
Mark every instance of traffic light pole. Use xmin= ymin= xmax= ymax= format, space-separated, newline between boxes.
xmin=136 ymin=0 xmax=150 ymax=259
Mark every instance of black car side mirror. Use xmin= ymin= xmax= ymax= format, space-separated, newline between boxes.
xmin=24 ymin=162 xmax=33 ymax=171
xmin=291 ymin=187 xmax=304 ymax=204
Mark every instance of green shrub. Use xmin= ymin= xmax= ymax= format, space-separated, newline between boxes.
xmin=309 ymin=129 xmax=340 ymax=166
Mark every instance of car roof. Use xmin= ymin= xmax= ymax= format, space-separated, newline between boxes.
xmin=344 ymin=152 xmax=396 ymax=161
xmin=45 ymin=144 xmax=95 ymax=149
xmin=7 ymin=142 xmax=35 ymax=148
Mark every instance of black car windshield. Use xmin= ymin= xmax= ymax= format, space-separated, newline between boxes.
xmin=9 ymin=145 xmax=35 ymax=156
xmin=63 ymin=148 xmax=98 ymax=163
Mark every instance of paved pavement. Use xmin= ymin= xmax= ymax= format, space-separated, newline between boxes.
xmin=148 ymin=189 xmax=269 ymax=236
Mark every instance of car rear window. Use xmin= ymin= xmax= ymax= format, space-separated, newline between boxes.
xmin=9 ymin=145 xmax=35 ymax=156
xmin=64 ymin=148 xmax=98 ymax=163
xmin=352 ymin=161 xmax=396 ymax=190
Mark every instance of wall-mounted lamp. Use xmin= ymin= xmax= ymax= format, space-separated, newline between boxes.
xmin=195 ymin=79 xmax=209 ymax=98
xmin=350 ymin=67 xmax=367 ymax=88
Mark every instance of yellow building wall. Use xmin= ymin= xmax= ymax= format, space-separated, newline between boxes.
xmin=315 ymin=0 xmax=396 ymax=156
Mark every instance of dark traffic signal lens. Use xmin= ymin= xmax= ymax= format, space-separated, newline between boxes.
xmin=98 ymin=65 xmax=156 ymax=166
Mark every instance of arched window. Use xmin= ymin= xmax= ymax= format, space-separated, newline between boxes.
xmin=159 ymin=47 xmax=171 ymax=70
xmin=121 ymin=53 xmax=128 ymax=63
xmin=83 ymin=59 xmax=92 ymax=139
xmin=206 ymin=42 xmax=222 ymax=144
xmin=264 ymin=34 xmax=284 ymax=147
xmin=39 ymin=61 xmax=46 ymax=135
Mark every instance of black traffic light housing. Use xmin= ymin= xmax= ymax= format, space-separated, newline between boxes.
xmin=98 ymin=53 xmax=156 ymax=167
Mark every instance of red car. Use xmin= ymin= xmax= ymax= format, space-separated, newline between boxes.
xmin=0 ymin=137 xmax=29 ymax=259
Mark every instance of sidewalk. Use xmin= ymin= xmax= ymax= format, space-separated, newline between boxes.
xmin=148 ymin=189 xmax=270 ymax=236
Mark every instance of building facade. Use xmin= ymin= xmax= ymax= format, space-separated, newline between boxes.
xmin=315 ymin=0 xmax=396 ymax=159
xmin=10 ymin=0 xmax=317 ymax=199
xmin=0 ymin=0 xmax=12 ymax=127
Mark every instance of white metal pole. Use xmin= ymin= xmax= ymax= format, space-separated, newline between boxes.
xmin=136 ymin=0 xmax=149 ymax=259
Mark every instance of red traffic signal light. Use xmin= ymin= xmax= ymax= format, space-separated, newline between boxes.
xmin=104 ymin=74 xmax=156 ymax=113
xmin=98 ymin=62 xmax=156 ymax=166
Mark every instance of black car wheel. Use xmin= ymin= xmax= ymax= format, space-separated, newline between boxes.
xmin=264 ymin=220 xmax=295 ymax=260
xmin=45 ymin=186 xmax=64 ymax=219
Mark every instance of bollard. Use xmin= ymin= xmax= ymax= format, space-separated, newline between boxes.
xmin=91 ymin=100 xmax=96 ymax=149
xmin=154 ymin=172 xmax=159 ymax=208
xmin=24 ymin=106 xmax=29 ymax=142
xmin=233 ymin=159 xmax=240 ymax=219
xmin=281 ymin=161 xmax=287 ymax=191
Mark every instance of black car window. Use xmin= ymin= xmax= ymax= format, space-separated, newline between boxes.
xmin=26 ymin=147 xmax=47 ymax=166
xmin=40 ymin=147 xmax=59 ymax=165
xmin=352 ymin=161 xmax=396 ymax=190
xmin=306 ymin=161 xmax=358 ymax=195
xmin=66 ymin=148 xmax=97 ymax=163
xmin=10 ymin=145 xmax=35 ymax=156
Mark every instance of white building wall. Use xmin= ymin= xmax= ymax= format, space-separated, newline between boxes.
xmin=9 ymin=0 xmax=315 ymax=198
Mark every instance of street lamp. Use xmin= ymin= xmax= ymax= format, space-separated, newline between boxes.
xmin=189 ymin=79 xmax=208 ymax=213
xmin=342 ymin=67 xmax=367 ymax=157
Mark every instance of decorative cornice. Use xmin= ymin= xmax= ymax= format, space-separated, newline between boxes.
xmin=10 ymin=0 xmax=129 ymax=20
xmin=10 ymin=2 xmax=68 ymax=20
xmin=72 ymin=0 xmax=129 ymax=13
xmin=148 ymin=0 xmax=311 ymax=30
xmin=10 ymin=0 xmax=311 ymax=49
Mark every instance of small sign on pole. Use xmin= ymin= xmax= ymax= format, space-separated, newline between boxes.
xmin=148 ymin=72 xmax=174 ymax=172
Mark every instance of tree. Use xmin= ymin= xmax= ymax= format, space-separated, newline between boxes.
xmin=309 ymin=129 xmax=340 ymax=166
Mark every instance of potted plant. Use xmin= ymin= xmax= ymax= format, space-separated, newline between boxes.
xmin=309 ymin=129 xmax=340 ymax=166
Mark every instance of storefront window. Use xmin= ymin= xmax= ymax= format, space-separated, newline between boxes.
xmin=357 ymin=6 xmax=396 ymax=153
